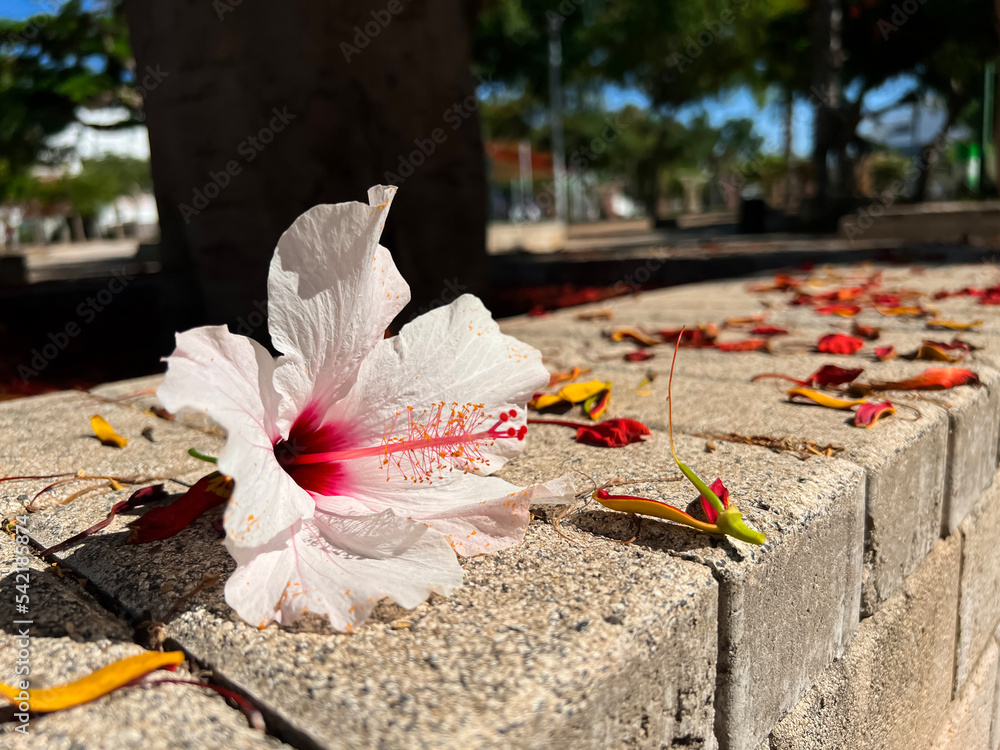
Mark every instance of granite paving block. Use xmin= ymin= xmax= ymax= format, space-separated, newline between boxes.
xmin=501 ymin=431 xmax=865 ymax=750
xmin=0 ymin=388 xmax=224 ymax=517
xmin=931 ymin=639 xmax=999 ymax=750
xmin=766 ymin=536 xmax=961 ymax=750
xmin=0 ymin=531 xmax=286 ymax=750
xmin=11 ymin=383 xmax=721 ymax=749
xmin=956 ymin=474 xmax=1000 ymax=693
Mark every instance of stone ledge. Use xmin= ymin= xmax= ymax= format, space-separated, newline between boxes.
xmin=4 ymin=385 xmax=721 ymax=749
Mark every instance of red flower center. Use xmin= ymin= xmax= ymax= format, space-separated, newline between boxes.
xmin=274 ymin=405 xmax=354 ymax=495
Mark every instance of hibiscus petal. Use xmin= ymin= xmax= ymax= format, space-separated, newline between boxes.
xmin=336 ymin=294 xmax=549 ymax=478
xmin=268 ymin=186 xmax=410 ymax=424
xmin=225 ymin=510 xmax=463 ymax=631
xmin=157 ymin=325 xmax=315 ymax=548
xmin=386 ymin=475 xmax=575 ymax=556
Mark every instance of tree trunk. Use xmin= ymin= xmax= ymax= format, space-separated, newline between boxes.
xmin=810 ymin=0 xmax=842 ymax=223
xmin=782 ymin=90 xmax=795 ymax=211
xmin=123 ymin=0 xmax=487 ymax=338
xmin=70 ymin=212 xmax=86 ymax=243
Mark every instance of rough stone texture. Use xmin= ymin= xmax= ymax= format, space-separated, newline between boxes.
xmin=956 ymin=474 xmax=1000 ymax=693
xmin=502 ymin=431 xmax=865 ymax=750
xmin=765 ymin=536 xmax=961 ymax=750
xmin=0 ymin=530 xmax=286 ymax=749
xmin=993 ymin=627 xmax=1000 ymax=750
xmin=9 ymin=381 xmax=721 ymax=749
xmin=931 ymin=639 xmax=999 ymax=750
xmin=620 ymin=372 xmax=944 ymax=618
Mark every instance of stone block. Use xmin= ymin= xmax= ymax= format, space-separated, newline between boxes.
xmin=503 ymin=431 xmax=865 ymax=750
xmin=956 ymin=476 xmax=1000 ymax=693
xmin=581 ymin=371 xmax=945 ymax=617
xmin=0 ymin=531 xmax=286 ymax=749
xmin=766 ymin=536 xmax=961 ymax=750
xmin=931 ymin=639 xmax=999 ymax=750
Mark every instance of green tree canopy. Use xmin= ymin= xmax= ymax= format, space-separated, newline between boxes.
xmin=0 ymin=0 xmax=137 ymax=201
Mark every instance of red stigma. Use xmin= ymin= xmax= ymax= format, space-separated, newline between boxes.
xmin=499 ymin=412 xmax=509 ymax=422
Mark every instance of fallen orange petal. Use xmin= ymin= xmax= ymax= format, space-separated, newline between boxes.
xmin=909 ymin=342 xmax=967 ymax=363
xmin=0 ymin=651 xmax=185 ymax=713
xmin=926 ymin=318 xmax=983 ymax=331
xmin=90 ymin=415 xmax=128 ymax=448
xmin=608 ymin=327 xmax=660 ymax=347
xmin=815 ymin=304 xmax=861 ymax=317
xmin=875 ymin=305 xmax=926 ymax=317
xmin=548 ymin=366 xmax=590 ymax=387
xmin=868 ymin=367 xmax=981 ymax=391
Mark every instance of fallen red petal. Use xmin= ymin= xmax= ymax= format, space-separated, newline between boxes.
xmin=817 ymin=333 xmax=865 ymax=355
xmin=748 ymin=326 xmax=788 ymax=336
xmin=699 ymin=477 xmax=730 ymax=523
xmin=529 ymin=417 xmax=651 ymax=447
xmin=624 ymin=350 xmax=655 ymax=362
xmin=854 ymin=401 xmax=895 ymax=428
xmin=715 ymin=338 xmax=770 ymax=352
xmin=852 ymin=323 xmax=880 ymax=340
xmin=128 ymin=473 xmax=233 ymax=544
xmin=875 ymin=346 xmax=896 ymax=361
xmin=810 ymin=365 xmax=865 ymax=387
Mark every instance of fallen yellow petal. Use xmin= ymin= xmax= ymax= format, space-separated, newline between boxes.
xmin=528 ymin=393 xmax=567 ymax=411
xmin=926 ymin=318 xmax=984 ymax=330
xmin=0 ymin=651 xmax=184 ymax=713
xmin=90 ymin=415 xmax=128 ymax=448
xmin=787 ymin=388 xmax=868 ymax=410
xmin=558 ymin=380 xmax=609 ymax=404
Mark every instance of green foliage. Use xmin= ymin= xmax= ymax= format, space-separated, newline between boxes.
xmin=0 ymin=0 xmax=137 ymax=201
